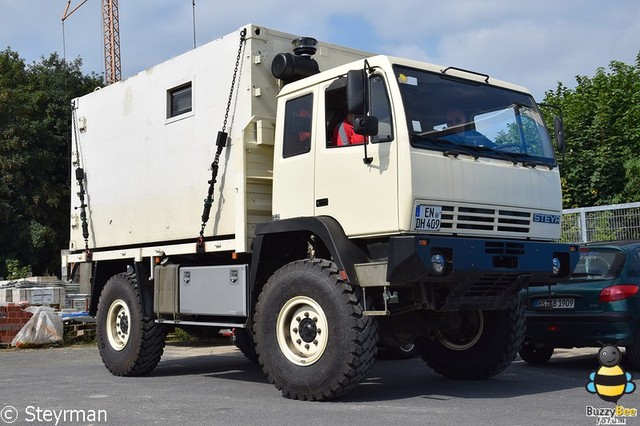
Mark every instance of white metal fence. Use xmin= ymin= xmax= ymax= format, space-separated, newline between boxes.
xmin=561 ymin=202 xmax=640 ymax=243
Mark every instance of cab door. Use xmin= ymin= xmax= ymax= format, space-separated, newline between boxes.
xmin=272 ymin=92 xmax=316 ymax=219
xmin=314 ymin=73 xmax=399 ymax=237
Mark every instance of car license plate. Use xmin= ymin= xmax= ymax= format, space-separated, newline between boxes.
xmin=533 ymin=298 xmax=575 ymax=309
xmin=414 ymin=205 xmax=442 ymax=231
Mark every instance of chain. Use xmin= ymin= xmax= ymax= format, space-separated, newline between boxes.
xmin=222 ymin=28 xmax=247 ymax=133
xmin=197 ymin=27 xmax=247 ymax=249
xmin=71 ymin=101 xmax=91 ymax=258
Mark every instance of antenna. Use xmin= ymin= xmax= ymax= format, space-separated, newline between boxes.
xmin=192 ymin=0 xmax=197 ymax=49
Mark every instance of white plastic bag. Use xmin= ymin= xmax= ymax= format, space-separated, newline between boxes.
xmin=11 ymin=306 xmax=63 ymax=347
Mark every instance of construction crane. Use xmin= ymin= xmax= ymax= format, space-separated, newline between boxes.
xmin=62 ymin=0 xmax=122 ymax=85
xmin=102 ymin=0 xmax=121 ymax=84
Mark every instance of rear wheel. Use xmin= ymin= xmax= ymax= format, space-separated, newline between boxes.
xmin=96 ymin=272 xmax=167 ymax=376
xmin=254 ymin=259 xmax=378 ymax=401
xmin=417 ymin=297 xmax=525 ymax=379
xmin=519 ymin=342 xmax=554 ymax=365
xmin=377 ymin=342 xmax=418 ymax=360
xmin=233 ymin=328 xmax=258 ymax=363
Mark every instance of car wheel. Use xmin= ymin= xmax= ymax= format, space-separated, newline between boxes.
xmin=519 ymin=341 xmax=554 ymax=365
xmin=625 ymin=330 xmax=640 ymax=370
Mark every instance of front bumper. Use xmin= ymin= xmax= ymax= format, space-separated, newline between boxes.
xmin=386 ymin=235 xmax=579 ymax=310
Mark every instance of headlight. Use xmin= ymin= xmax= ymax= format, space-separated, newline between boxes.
xmin=431 ymin=254 xmax=446 ymax=275
xmin=551 ymin=257 xmax=560 ymax=276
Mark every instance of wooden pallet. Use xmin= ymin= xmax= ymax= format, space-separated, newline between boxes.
xmin=63 ymin=321 xmax=96 ymax=339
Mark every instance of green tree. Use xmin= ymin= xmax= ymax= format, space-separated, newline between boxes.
xmin=543 ymin=53 xmax=640 ymax=208
xmin=0 ymin=49 xmax=102 ymax=278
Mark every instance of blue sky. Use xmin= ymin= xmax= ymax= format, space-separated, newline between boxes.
xmin=1 ymin=0 xmax=639 ymax=99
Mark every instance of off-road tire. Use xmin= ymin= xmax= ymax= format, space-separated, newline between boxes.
xmin=418 ymin=297 xmax=525 ymax=379
xmin=233 ymin=328 xmax=258 ymax=363
xmin=96 ymin=272 xmax=167 ymax=376
xmin=519 ymin=342 xmax=554 ymax=365
xmin=254 ymin=259 xmax=378 ymax=401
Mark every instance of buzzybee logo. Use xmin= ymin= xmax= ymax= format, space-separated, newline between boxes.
xmin=585 ymin=346 xmax=637 ymax=425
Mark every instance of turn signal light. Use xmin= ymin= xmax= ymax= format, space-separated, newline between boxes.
xmin=599 ymin=285 xmax=639 ymax=303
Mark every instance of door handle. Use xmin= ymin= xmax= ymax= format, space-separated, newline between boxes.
xmin=316 ymin=198 xmax=328 ymax=207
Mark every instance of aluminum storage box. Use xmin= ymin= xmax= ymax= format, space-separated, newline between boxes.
xmin=179 ymin=265 xmax=247 ymax=316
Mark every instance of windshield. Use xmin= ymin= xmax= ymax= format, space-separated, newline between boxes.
xmin=394 ymin=65 xmax=556 ymax=165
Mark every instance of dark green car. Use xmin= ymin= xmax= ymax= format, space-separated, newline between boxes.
xmin=519 ymin=240 xmax=640 ymax=368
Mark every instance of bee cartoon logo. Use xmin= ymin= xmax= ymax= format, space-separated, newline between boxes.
xmin=586 ymin=345 xmax=635 ymax=403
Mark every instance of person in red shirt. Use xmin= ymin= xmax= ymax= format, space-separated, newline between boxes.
xmin=296 ymin=107 xmax=312 ymax=143
xmin=331 ymin=112 xmax=365 ymax=146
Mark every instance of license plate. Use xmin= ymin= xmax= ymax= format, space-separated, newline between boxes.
xmin=533 ymin=298 xmax=575 ymax=309
xmin=414 ymin=205 xmax=442 ymax=231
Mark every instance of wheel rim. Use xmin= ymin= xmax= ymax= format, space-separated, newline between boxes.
xmin=399 ymin=342 xmax=415 ymax=354
xmin=276 ymin=296 xmax=329 ymax=366
xmin=436 ymin=311 xmax=484 ymax=351
xmin=106 ymin=298 xmax=131 ymax=351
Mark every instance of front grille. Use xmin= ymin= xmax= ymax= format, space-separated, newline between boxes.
xmin=484 ymin=241 xmax=526 ymax=256
xmin=439 ymin=205 xmax=531 ymax=234
xmin=465 ymin=273 xmax=521 ymax=297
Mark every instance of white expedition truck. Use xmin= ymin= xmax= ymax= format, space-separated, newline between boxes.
xmin=63 ymin=24 xmax=578 ymax=401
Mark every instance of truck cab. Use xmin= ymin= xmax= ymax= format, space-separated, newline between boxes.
xmin=270 ymin=56 xmax=572 ymax=300
xmin=274 ymin=56 xmax=562 ymax=241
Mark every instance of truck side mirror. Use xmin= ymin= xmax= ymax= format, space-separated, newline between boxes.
xmin=353 ymin=116 xmax=379 ymax=136
xmin=346 ymin=70 xmax=366 ymax=115
xmin=347 ymin=69 xmax=379 ymax=136
xmin=554 ymin=115 xmax=565 ymax=153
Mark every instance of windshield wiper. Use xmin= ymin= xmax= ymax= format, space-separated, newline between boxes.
xmin=475 ymin=146 xmax=556 ymax=169
xmin=522 ymin=158 xmax=555 ymax=170
xmin=470 ymin=145 xmax=519 ymax=165
xmin=412 ymin=133 xmax=479 ymax=159
xmin=413 ymin=133 xmax=556 ymax=168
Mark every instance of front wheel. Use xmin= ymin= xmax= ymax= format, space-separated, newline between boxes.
xmin=254 ymin=259 xmax=378 ymax=401
xmin=417 ymin=297 xmax=525 ymax=379
xmin=96 ymin=272 xmax=167 ymax=376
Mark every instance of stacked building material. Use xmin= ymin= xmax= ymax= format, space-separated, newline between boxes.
xmin=0 ymin=303 xmax=33 ymax=346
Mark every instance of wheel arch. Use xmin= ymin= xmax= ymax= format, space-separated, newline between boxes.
xmin=249 ymin=216 xmax=369 ymax=322
xmin=89 ymin=259 xmax=154 ymax=319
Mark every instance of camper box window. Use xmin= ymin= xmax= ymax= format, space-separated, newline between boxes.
xmin=168 ymin=83 xmax=192 ymax=118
